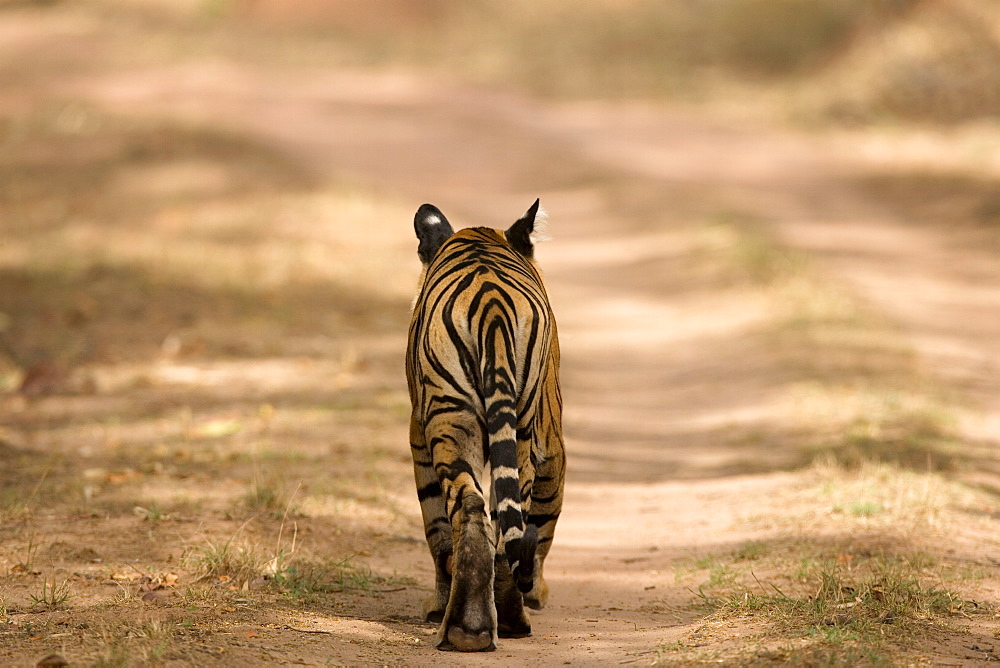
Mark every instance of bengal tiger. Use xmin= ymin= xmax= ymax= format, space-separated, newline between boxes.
xmin=406 ymin=199 xmax=565 ymax=652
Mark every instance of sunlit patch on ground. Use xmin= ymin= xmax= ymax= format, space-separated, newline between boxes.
xmin=2 ymin=1 xmax=1000 ymax=666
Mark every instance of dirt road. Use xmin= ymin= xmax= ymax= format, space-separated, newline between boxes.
xmin=3 ymin=6 xmax=1000 ymax=665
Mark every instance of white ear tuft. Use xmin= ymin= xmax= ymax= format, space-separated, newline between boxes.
xmin=530 ymin=203 xmax=551 ymax=244
xmin=424 ymin=215 xmax=442 ymax=226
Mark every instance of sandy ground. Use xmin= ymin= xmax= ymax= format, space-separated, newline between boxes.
xmin=2 ymin=5 xmax=1000 ymax=666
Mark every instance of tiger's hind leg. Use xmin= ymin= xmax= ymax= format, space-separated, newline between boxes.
xmin=423 ymin=417 xmax=497 ymax=652
xmin=438 ymin=490 xmax=496 ymax=651
xmin=493 ymin=532 xmax=533 ymax=638
xmin=409 ymin=416 xmax=450 ymax=623
xmin=490 ymin=445 xmax=535 ymax=638
xmin=524 ymin=437 xmax=564 ymax=611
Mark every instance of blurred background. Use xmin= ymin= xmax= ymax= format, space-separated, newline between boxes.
xmin=2 ymin=0 xmax=1000 ymax=664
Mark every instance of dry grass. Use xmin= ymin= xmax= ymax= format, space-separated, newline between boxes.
xmin=272 ymin=556 xmax=415 ymax=603
xmin=664 ymin=535 xmax=990 ymax=666
xmin=643 ymin=215 xmax=1000 ymax=664
xmin=184 ymin=535 xmax=273 ymax=590
xmin=1 ymin=2 xmax=998 ymax=664
xmin=92 ymin=619 xmax=178 ymax=668
xmin=777 ymin=460 xmax=1000 ymax=542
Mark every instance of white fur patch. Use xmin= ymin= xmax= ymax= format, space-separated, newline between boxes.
xmin=502 ymin=526 xmax=524 ymax=541
xmin=492 ymin=465 xmax=519 ymax=479
xmin=423 ymin=214 xmax=442 ymax=226
xmin=530 ymin=203 xmax=551 ymax=244
xmin=495 ymin=497 xmax=521 ymax=512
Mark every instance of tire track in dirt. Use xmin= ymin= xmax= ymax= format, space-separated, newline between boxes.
xmin=59 ymin=65 xmax=1000 ymax=664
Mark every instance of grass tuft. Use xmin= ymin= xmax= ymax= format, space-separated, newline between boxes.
xmin=684 ymin=549 xmax=983 ymax=663
xmin=94 ymin=619 xmax=177 ymax=668
xmin=272 ymin=556 xmax=413 ymax=602
xmin=185 ymin=536 xmax=270 ymax=589
xmin=241 ymin=480 xmax=288 ymax=516
xmin=133 ymin=502 xmax=166 ymax=523
xmin=30 ymin=576 xmax=73 ymax=609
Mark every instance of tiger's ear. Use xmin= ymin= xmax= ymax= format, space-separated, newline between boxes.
xmin=414 ymin=203 xmax=454 ymax=265
xmin=505 ymin=198 xmax=542 ymax=259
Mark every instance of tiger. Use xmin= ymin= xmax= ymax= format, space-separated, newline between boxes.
xmin=406 ymin=199 xmax=565 ymax=652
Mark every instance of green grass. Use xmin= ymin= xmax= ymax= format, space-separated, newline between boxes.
xmin=722 ymin=559 xmax=966 ymax=626
xmin=682 ymin=550 xmax=980 ymax=664
xmin=664 ymin=528 xmax=995 ymax=665
xmin=133 ymin=501 xmax=165 ymax=523
xmin=733 ymin=540 xmax=769 ymax=561
xmin=183 ymin=525 xmax=410 ymax=603
xmin=846 ymin=501 xmax=883 ymax=518
xmin=29 ymin=577 xmax=73 ymax=609
xmin=802 ymin=459 xmax=992 ymax=533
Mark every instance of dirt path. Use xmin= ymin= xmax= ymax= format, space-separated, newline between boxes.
xmin=71 ymin=65 xmax=1000 ymax=662
xmin=3 ymin=7 xmax=1000 ymax=665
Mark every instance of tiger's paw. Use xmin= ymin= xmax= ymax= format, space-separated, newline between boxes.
xmin=436 ymin=625 xmax=496 ymax=652
xmin=425 ymin=609 xmax=444 ymax=625
xmin=423 ymin=594 xmax=447 ymax=624
xmin=523 ymin=580 xmax=549 ymax=610
xmin=498 ymin=617 xmax=531 ymax=639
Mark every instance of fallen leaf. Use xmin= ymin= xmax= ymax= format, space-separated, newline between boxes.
xmin=245 ymin=632 xmax=258 ymax=638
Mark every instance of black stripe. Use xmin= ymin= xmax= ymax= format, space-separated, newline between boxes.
xmin=489 ymin=440 xmax=518 ymax=468
xmin=528 ymin=513 xmax=560 ymax=527
xmin=486 ymin=411 xmax=516 ymax=433
xmin=417 ymin=482 xmax=441 ymax=501
xmin=493 ymin=476 xmax=520 ymax=501
xmin=496 ymin=506 xmax=523 ymax=530
xmin=435 ymin=459 xmax=478 ymax=484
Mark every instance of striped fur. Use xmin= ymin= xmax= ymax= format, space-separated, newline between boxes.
xmin=406 ymin=200 xmax=565 ymax=651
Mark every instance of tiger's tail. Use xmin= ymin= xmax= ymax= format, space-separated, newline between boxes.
xmin=484 ymin=319 xmax=536 ymax=594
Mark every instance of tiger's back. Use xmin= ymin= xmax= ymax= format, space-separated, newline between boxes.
xmin=406 ymin=201 xmax=565 ymax=652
